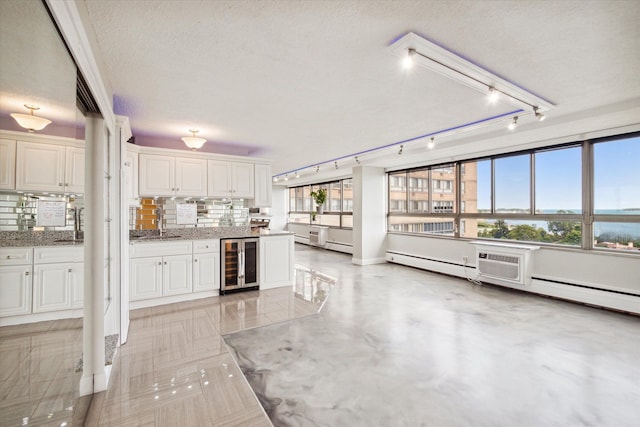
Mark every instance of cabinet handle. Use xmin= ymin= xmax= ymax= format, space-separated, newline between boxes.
xmin=25 ymin=271 xmax=29 ymax=276
xmin=164 ymin=261 xmax=167 ymax=265
xmin=158 ymin=262 xmax=162 ymax=265
xmin=68 ymin=268 xmax=73 ymax=273
xmin=59 ymin=183 xmax=64 ymax=187
xmin=194 ymin=258 xmax=198 ymax=262
xmin=65 ymin=182 xmax=69 ymax=186
xmin=6 ymin=255 xmax=12 ymax=259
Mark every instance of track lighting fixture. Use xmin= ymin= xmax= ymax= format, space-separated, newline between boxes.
xmin=355 ymin=156 xmax=360 ymax=164
xmin=402 ymin=48 xmax=416 ymax=69
xmin=508 ymin=116 xmax=518 ymax=130
xmin=295 ymin=171 xmax=300 ymax=179
xmin=427 ymin=137 xmax=435 ymax=149
xmin=533 ymin=107 xmax=545 ymax=121
xmin=273 ymin=176 xmax=279 ymax=183
xmin=316 ymin=165 xmax=320 ymax=173
xmin=398 ymin=145 xmax=404 ymax=155
xmin=284 ymin=174 xmax=289 ymax=181
xmin=334 ymin=161 xmax=339 ymax=170
xmin=488 ymin=87 xmax=499 ymax=103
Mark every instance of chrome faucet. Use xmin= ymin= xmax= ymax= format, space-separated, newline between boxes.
xmin=73 ymin=207 xmax=84 ymax=241
xmin=156 ymin=208 xmax=164 ymax=237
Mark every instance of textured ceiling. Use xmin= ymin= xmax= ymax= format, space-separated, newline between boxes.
xmin=81 ymin=0 xmax=640 ymax=178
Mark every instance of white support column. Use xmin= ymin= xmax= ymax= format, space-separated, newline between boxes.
xmin=81 ymin=114 xmax=106 ymax=395
xmin=352 ymin=166 xmax=387 ymax=265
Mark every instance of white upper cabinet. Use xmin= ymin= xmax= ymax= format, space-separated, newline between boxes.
xmin=175 ymin=157 xmax=208 ymax=196
xmin=124 ymin=149 xmax=139 ymax=205
xmin=253 ymin=163 xmax=272 ymax=207
xmin=207 ymin=160 xmax=254 ymax=198
xmin=16 ymin=141 xmax=84 ymax=193
xmin=139 ymin=154 xmax=207 ymax=197
xmin=0 ymin=139 xmax=16 ymax=190
xmin=139 ymin=154 xmax=175 ymax=196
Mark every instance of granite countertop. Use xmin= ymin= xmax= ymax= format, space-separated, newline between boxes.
xmin=0 ymin=239 xmax=85 ymax=248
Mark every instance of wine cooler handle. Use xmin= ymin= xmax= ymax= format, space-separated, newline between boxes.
xmin=239 ymin=249 xmax=245 ymax=280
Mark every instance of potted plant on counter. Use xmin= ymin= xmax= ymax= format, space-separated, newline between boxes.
xmin=310 ymin=188 xmax=327 ymax=214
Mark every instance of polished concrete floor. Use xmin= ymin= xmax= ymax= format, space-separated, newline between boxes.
xmin=87 ymin=244 xmax=639 ymax=426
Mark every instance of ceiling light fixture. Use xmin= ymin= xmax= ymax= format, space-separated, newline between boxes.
xmin=316 ymin=165 xmax=320 ymax=173
xmin=295 ymin=171 xmax=300 ymax=179
xmin=427 ymin=137 xmax=435 ymax=149
xmin=273 ymin=176 xmax=279 ymax=183
xmin=11 ymin=104 xmax=51 ymax=132
xmin=402 ymin=48 xmax=416 ymax=69
xmin=355 ymin=156 xmax=360 ymax=164
xmin=533 ymin=106 xmax=545 ymax=121
xmin=181 ymin=129 xmax=206 ymax=150
xmin=284 ymin=174 xmax=289 ymax=181
xmin=398 ymin=145 xmax=403 ymax=155
xmin=508 ymin=116 xmax=518 ymax=130
xmin=334 ymin=161 xmax=338 ymax=170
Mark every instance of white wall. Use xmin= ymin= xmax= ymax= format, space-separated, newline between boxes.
xmin=352 ymin=166 xmax=387 ymax=265
xmin=269 ymin=186 xmax=288 ymax=231
xmin=387 ymin=233 xmax=640 ymax=314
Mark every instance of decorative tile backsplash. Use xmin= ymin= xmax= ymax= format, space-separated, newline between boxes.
xmin=129 ymin=198 xmax=249 ymax=231
xmin=0 ymin=192 xmax=84 ymax=232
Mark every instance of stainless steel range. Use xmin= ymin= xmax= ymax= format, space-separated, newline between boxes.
xmin=220 ymin=237 xmax=259 ymax=294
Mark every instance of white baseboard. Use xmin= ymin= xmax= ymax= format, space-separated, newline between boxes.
xmin=352 ymin=257 xmax=387 ymax=266
xmin=0 ymin=308 xmax=83 ymax=327
xmin=130 ymin=290 xmax=219 ymax=310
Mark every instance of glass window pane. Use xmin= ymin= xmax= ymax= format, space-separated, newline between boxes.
xmin=389 ymin=172 xmax=407 ymax=213
xmin=535 ymin=147 xmax=582 ymax=214
xmin=431 ymin=164 xmax=457 ymax=213
xmin=495 ymin=155 xmax=531 ymax=213
xmin=341 ymin=214 xmax=353 ymax=228
xmin=474 ymin=218 xmax=581 ymax=246
xmin=594 ymin=222 xmax=640 ymax=252
xmin=463 ymin=160 xmax=486 ymax=214
xmin=408 ymin=169 xmax=429 ymax=213
xmin=594 ymin=137 xmax=640 ymax=214
xmin=388 ymin=215 xmax=454 ymax=236
xmin=288 ymin=213 xmax=310 ymax=224
xmin=327 ymin=181 xmax=341 ymax=212
xmin=289 ymin=188 xmax=296 ymax=212
xmin=302 ymin=186 xmax=312 ymax=211
xmin=342 ymin=179 xmax=353 ymax=212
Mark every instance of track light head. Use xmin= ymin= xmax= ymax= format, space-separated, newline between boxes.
xmin=273 ymin=176 xmax=279 ymax=183
xmin=508 ymin=116 xmax=518 ymax=130
xmin=355 ymin=156 xmax=360 ymax=164
xmin=316 ymin=165 xmax=320 ymax=173
xmin=403 ymin=48 xmax=416 ymax=69
xmin=334 ymin=161 xmax=339 ymax=170
xmin=534 ymin=107 xmax=545 ymax=121
xmin=427 ymin=137 xmax=435 ymax=149
xmin=295 ymin=171 xmax=300 ymax=179
xmin=398 ymin=145 xmax=403 ymax=155
xmin=284 ymin=174 xmax=289 ymax=181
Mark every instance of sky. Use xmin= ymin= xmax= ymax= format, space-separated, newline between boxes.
xmin=477 ymin=136 xmax=639 ymax=212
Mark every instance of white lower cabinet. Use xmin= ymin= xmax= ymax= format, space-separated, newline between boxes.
xmin=163 ymin=254 xmax=192 ymax=296
xmin=33 ymin=263 xmax=72 ymax=313
xmin=193 ymin=252 xmax=220 ymax=292
xmin=0 ymin=265 xmax=32 ymax=316
xmin=130 ymin=256 xmax=163 ymax=301
xmin=129 ymin=241 xmax=193 ymax=302
xmin=259 ymin=234 xmax=295 ymax=290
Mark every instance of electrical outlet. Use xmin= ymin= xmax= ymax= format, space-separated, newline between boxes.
xmin=462 ymin=256 xmax=468 ymax=264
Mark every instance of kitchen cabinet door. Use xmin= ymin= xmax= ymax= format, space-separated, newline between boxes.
xmin=130 ymin=256 xmax=163 ymax=301
xmin=175 ymin=157 xmax=207 ymax=196
xmin=232 ymin=162 xmax=254 ymax=198
xmin=260 ymin=235 xmax=295 ymax=290
xmin=124 ymin=150 xmax=139 ymax=205
xmin=253 ymin=163 xmax=272 ymax=207
xmin=33 ymin=263 xmax=72 ymax=313
xmin=139 ymin=154 xmax=175 ymax=196
xmin=207 ymin=160 xmax=232 ymax=197
xmin=0 ymin=139 xmax=16 ymax=190
xmin=16 ymin=141 xmax=65 ymax=192
xmin=163 ymin=254 xmax=192 ymax=296
xmin=65 ymin=147 xmax=85 ymax=193
xmin=69 ymin=262 xmax=84 ymax=309
xmin=193 ymin=252 xmax=219 ymax=292
xmin=0 ymin=265 xmax=32 ymax=316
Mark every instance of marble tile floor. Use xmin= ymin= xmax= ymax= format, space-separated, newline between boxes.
xmin=0 ymin=317 xmax=88 ymax=427
xmin=86 ymin=244 xmax=640 ymax=427
xmin=85 ymin=270 xmax=330 ymax=426
xmin=227 ymin=245 xmax=640 ymax=427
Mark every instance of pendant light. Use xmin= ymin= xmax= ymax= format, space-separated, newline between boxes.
xmin=11 ymin=104 xmax=52 ymax=132
xmin=181 ymin=129 xmax=206 ymax=150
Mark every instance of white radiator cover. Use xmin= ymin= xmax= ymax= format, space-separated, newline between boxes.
xmin=471 ymin=241 xmax=539 ymax=286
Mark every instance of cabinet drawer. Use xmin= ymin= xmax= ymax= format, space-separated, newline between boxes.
xmin=193 ymin=239 xmax=220 ymax=253
xmin=34 ymin=246 xmax=83 ymax=264
xmin=0 ymin=247 xmax=33 ymax=266
xmin=130 ymin=240 xmax=192 ymax=258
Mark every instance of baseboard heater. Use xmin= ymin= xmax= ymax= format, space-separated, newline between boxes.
xmin=532 ymin=276 xmax=640 ymax=298
xmin=387 ymin=251 xmax=469 ymax=269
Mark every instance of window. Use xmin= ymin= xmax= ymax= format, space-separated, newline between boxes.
xmin=387 ymin=132 xmax=639 ymax=253
xmin=288 ymin=178 xmax=354 ymax=228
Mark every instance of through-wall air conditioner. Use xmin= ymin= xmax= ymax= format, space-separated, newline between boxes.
xmin=470 ymin=241 xmax=539 ymax=287
xmin=309 ymin=226 xmax=328 ymax=247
